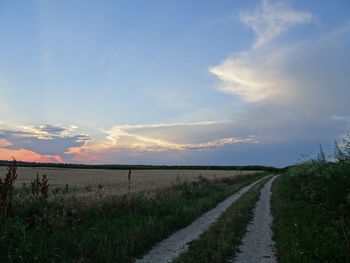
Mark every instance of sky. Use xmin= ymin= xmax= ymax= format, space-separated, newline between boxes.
xmin=0 ymin=0 xmax=350 ymax=167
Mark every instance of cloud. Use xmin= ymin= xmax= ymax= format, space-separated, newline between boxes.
xmin=0 ymin=148 xmax=64 ymax=163
xmin=60 ymin=121 xmax=258 ymax=164
xmin=210 ymin=47 xmax=293 ymax=103
xmin=210 ymin=0 xmax=350 ymax=121
xmin=32 ymin=125 xmax=66 ymax=134
xmin=240 ymin=0 xmax=313 ymax=47
xmin=0 ymin=120 xmax=258 ymax=164
xmin=0 ymin=138 xmax=12 ymax=147
xmin=20 ymin=124 xmax=80 ymax=139
xmin=1 ymin=1 xmax=348 ymax=167
xmin=210 ymin=0 xmax=313 ymax=104
xmin=205 ymin=0 xmax=350 ymax=166
xmin=0 ymin=123 xmax=90 ymax=162
xmin=104 ymin=122 xmax=257 ymax=151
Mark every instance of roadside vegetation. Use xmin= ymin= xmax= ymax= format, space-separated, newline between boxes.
xmin=173 ymin=176 xmax=271 ymax=263
xmin=0 ymin=162 xmax=266 ymax=263
xmin=272 ymin=131 xmax=350 ymax=262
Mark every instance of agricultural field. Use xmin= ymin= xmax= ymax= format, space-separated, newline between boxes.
xmin=1 ymin=132 xmax=349 ymax=262
xmin=0 ymin=164 xmax=267 ymax=263
xmin=0 ymin=166 xmax=262 ymax=197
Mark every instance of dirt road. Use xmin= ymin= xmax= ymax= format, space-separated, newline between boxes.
xmin=232 ymin=175 xmax=279 ymax=263
xmin=134 ymin=176 xmax=267 ymax=263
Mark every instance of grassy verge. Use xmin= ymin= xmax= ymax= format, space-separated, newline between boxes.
xmin=173 ymin=176 xmax=272 ymax=263
xmin=0 ymin=172 xmax=266 ymax=263
xmin=272 ymin=166 xmax=350 ymax=262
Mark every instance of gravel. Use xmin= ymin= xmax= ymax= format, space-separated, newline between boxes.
xmin=232 ymin=175 xmax=279 ymax=263
xmin=134 ymin=176 xmax=267 ymax=263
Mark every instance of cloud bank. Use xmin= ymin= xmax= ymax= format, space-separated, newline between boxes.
xmin=0 ymin=121 xmax=257 ymax=164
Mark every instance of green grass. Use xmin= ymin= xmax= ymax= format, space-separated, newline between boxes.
xmin=0 ymin=173 xmax=266 ymax=263
xmin=272 ymin=168 xmax=350 ymax=263
xmin=173 ymin=176 xmax=272 ymax=263
xmin=272 ymin=132 xmax=350 ymax=263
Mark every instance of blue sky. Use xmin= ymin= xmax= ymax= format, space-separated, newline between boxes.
xmin=0 ymin=0 xmax=349 ymax=167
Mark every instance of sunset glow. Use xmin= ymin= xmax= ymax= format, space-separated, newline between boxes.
xmin=1 ymin=0 xmax=349 ymax=166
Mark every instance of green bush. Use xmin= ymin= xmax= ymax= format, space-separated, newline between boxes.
xmin=273 ymin=131 xmax=350 ymax=262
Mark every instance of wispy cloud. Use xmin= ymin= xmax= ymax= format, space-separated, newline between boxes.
xmin=241 ymin=0 xmax=313 ymax=47
xmin=0 ymin=138 xmax=12 ymax=147
xmin=103 ymin=122 xmax=257 ymax=152
xmin=35 ymin=125 xmax=65 ymax=134
xmin=61 ymin=122 xmax=259 ymax=165
xmin=210 ymin=0 xmax=313 ymax=104
xmin=210 ymin=48 xmax=292 ymax=103
xmin=210 ymin=0 xmax=350 ymax=121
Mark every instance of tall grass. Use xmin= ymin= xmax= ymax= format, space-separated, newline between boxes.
xmin=272 ymin=131 xmax=350 ymax=262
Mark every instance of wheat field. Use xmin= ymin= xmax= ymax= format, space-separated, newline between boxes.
xmin=0 ymin=166 xmax=262 ymax=197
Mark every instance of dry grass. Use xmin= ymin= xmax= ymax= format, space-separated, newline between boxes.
xmin=0 ymin=166 xmax=262 ymax=197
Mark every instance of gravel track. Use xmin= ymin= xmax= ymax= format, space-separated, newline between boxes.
xmin=232 ymin=175 xmax=279 ymax=263
xmin=134 ymin=176 xmax=268 ymax=263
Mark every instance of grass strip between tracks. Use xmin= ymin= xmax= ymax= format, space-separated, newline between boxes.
xmin=173 ymin=176 xmax=272 ymax=263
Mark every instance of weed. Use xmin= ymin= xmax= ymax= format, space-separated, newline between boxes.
xmin=64 ymin=184 xmax=69 ymax=194
xmin=128 ymin=169 xmax=132 ymax=194
xmin=96 ymin=184 xmax=104 ymax=199
xmin=31 ymin=173 xmax=50 ymax=200
xmin=0 ymin=158 xmax=18 ymax=216
xmin=85 ymin=185 xmax=92 ymax=192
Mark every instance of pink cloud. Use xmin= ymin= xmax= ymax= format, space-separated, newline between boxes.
xmin=64 ymin=146 xmax=104 ymax=164
xmin=0 ymin=148 xmax=65 ymax=163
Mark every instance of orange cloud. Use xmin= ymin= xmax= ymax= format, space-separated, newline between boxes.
xmin=64 ymin=146 xmax=104 ymax=163
xmin=0 ymin=148 xmax=65 ymax=163
xmin=0 ymin=139 xmax=12 ymax=147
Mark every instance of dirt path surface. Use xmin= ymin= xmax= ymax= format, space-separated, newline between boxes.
xmin=134 ymin=176 xmax=267 ymax=263
xmin=232 ymin=175 xmax=279 ymax=263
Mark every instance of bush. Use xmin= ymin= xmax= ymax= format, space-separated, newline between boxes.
xmin=278 ymin=131 xmax=350 ymax=258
